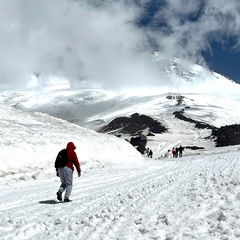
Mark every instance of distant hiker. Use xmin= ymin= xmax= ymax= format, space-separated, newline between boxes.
xmin=176 ymin=147 xmax=179 ymax=157
xmin=178 ymin=145 xmax=184 ymax=157
xmin=149 ymin=149 xmax=153 ymax=158
xmin=172 ymin=148 xmax=177 ymax=158
xmin=55 ymin=142 xmax=81 ymax=202
xmin=145 ymin=147 xmax=150 ymax=157
xmin=164 ymin=150 xmax=172 ymax=159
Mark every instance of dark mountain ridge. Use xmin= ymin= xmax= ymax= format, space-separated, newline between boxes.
xmin=97 ymin=96 xmax=240 ymax=149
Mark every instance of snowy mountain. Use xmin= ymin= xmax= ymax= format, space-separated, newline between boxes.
xmin=1 ymin=56 xmax=240 ymax=157
xmin=1 ymin=57 xmax=240 ymax=239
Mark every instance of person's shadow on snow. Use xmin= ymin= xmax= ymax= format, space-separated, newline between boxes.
xmin=39 ymin=200 xmax=62 ymax=204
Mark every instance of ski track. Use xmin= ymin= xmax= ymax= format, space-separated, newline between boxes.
xmin=1 ymin=152 xmax=240 ymax=239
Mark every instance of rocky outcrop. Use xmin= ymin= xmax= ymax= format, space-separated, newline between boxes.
xmin=166 ymin=95 xmax=185 ymax=106
xmin=212 ymin=124 xmax=240 ymax=147
xmin=174 ymin=109 xmax=240 ymax=147
xmin=98 ymin=113 xmax=167 ymax=135
xmin=130 ymin=135 xmax=147 ymax=154
xmin=173 ymin=109 xmax=217 ymax=131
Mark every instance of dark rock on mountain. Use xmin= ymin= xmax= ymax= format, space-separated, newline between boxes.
xmin=98 ymin=113 xmax=167 ymax=154
xmin=130 ymin=134 xmax=147 ymax=147
xmin=173 ymin=109 xmax=217 ymax=131
xmin=98 ymin=113 xmax=167 ymax=135
xmin=137 ymin=144 xmax=146 ymax=154
xmin=174 ymin=109 xmax=240 ymax=147
xmin=212 ymin=124 xmax=240 ymax=147
xmin=130 ymin=135 xmax=147 ymax=154
xmin=185 ymin=146 xmax=204 ymax=150
xmin=166 ymin=95 xmax=185 ymax=106
xmin=98 ymin=107 xmax=240 ymax=149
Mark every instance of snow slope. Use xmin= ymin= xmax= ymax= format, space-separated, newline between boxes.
xmin=1 ymin=149 xmax=240 ymax=239
xmin=0 ymin=104 xmax=142 ymax=176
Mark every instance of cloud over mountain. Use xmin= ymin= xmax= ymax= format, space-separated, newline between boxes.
xmin=0 ymin=0 xmax=240 ymax=90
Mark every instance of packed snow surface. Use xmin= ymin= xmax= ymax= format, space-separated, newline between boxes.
xmin=1 ymin=149 xmax=240 ymax=239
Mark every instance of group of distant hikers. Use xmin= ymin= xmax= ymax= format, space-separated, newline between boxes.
xmin=145 ymin=147 xmax=153 ymax=158
xmin=164 ymin=145 xmax=184 ymax=158
xmin=145 ymin=145 xmax=185 ymax=159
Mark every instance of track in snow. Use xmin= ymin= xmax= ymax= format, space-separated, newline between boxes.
xmin=1 ymin=152 xmax=240 ymax=239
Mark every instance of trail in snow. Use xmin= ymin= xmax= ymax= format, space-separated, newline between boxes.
xmin=1 ymin=151 xmax=240 ymax=239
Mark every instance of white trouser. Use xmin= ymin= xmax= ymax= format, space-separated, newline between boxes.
xmin=58 ymin=167 xmax=73 ymax=198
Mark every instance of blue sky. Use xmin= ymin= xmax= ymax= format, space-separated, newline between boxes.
xmin=202 ymin=41 xmax=240 ymax=83
xmin=137 ymin=0 xmax=240 ymax=83
xmin=0 ymin=0 xmax=240 ymax=88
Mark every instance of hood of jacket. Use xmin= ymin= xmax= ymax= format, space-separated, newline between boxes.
xmin=66 ymin=142 xmax=76 ymax=150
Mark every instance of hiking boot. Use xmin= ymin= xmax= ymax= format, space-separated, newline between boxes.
xmin=56 ymin=191 xmax=62 ymax=201
xmin=64 ymin=198 xmax=71 ymax=202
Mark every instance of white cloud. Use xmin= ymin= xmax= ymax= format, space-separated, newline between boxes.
xmin=0 ymin=0 xmax=240 ymax=90
xmin=151 ymin=0 xmax=240 ymax=64
xmin=0 ymin=0 xmax=153 ymax=89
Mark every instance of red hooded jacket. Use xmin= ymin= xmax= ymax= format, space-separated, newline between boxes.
xmin=65 ymin=142 xmax=81 ymax=175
